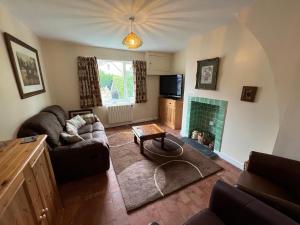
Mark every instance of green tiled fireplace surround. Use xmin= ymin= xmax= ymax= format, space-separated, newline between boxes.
xmin=183 ymin=96 xmax=228 ymax=152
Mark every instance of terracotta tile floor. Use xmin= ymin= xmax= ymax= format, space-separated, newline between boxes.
xmin=59 ymin=122 xmax=241 ymax=225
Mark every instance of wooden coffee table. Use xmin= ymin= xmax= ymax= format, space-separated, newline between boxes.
xmin=132 ymin=123 xmax=166 ymax=155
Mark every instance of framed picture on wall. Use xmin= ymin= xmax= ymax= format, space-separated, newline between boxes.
xmin=4 ymin=32 xmax=45 ymax=99
xmin=68 ymin=109 xmax=93 ymax=119
xmin=241 ymin=86 xmax=258 ymax=102
xmin=195 ymin=57 xmax=220 ymax=90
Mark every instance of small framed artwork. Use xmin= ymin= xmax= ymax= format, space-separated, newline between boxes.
xmin=195 ymin=57 xmax=220 ymax=90
xmin=68 ymin=109 xmax=93 ymax=119
xmin=4 ymin=32 xmax=45 ymax=99
xmin=241 ymin=86 xmax=258 ymax=102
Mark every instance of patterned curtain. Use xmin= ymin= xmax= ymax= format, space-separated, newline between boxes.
xmin=133 ymin=60 xmax=147 ymax=103
xmin=77 ymin=57 xmax=102 ymax=108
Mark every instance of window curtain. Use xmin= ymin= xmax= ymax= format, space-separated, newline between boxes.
xmin=133 ymin=60 xmax=147 ymax=103
xmin=77 ymin=56 xmax=102 ymax=108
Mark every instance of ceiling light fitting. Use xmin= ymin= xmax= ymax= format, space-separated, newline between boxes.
xmin=122 ymin=16 xmax=143 ymax=49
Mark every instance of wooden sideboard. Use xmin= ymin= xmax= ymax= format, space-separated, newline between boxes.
xmin=0 ymin=135 xmax=62 ymax=225
xmin=159 ymin=97 xmax=183 ymax=130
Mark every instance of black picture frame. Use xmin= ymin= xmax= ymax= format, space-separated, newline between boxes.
xmin=195 ymin=57 xmax=220 ymax=90
xmin=68 ymin=109 xmax=93 ymax=119
xmin=241 ymin=86 xmax=258 ymax=102
xmin=4 ymin=32 xmax=45 ymax=99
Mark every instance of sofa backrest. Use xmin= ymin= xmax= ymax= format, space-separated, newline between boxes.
xmin=17 ymin=105 xmax=67 ymax=148
xmin=41 ymin=105 xmax=67 ymax=127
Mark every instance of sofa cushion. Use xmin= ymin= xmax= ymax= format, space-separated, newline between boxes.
xmin=93 ymin=122 xmax=104 ymax=131
xmin=238 ymin=171 xmax=294 ymax=203
xmin=78 ymin=124 xmax=93 ymax=134
xmin=80 ymin=131 xmax=108 ymax=143
xmin=183 ymin=209 xmax=225 ymax=225
xmin=66 ymin=115 xmax=86 ymax=129
xmin=42 ymin=105 xmax=67 ymax=127
xmin=78 ymin=122 xmax=104 ymax=135
xmin=237 ymin=171 xmax=300 ymax=222
xmin=17 ymin=112 xmax=63 ymax=148
xmin=60 ymin=132 xmax=84 ymax=143
xmin=66 ymin=122 xmax=79 ymax=135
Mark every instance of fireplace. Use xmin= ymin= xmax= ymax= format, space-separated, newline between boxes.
xmin=182 ymin=96 xmax=227 ymax=152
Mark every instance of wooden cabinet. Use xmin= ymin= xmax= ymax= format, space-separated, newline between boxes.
xmin=159 ymin=97 xmax=183 ymax=129
xmin=0 ymin=176 xmax=41 ymax=225
xmin=146 ymin=52 xmax=173 ymax=75
xmin=0 ymin=135 xmax=62 ymax=225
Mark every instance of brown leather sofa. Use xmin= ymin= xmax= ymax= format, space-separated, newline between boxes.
xmin=17 ymin=105 xmax=110 ymax=182
xmin=237 ymin=151 xmax=300 ymax=223
xmin=150 ymin=180 xmax=298 ymax=225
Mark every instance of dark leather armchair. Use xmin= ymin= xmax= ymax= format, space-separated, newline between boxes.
xmin=150 ymin=180 xmax=298 ymax=225
xmin=237 ymin=151 xmax=300 ymax=223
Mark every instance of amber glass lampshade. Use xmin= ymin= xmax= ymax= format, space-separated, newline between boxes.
xmin=122 ymin=16 xmax=143 ymax=49
xmin=122 ymin=32 xmax=143 ymax=49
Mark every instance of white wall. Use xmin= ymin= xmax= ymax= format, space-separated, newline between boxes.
xmin=0 ymin=5 xmax=53 ymax=140
xmin=239 ymin=0 xmax=300 ymax=161
xmin=173 ymin=49 xmax=186 ymax=75
xmin=181 ymin=21 xmax=279 ymax=165
xmin=40 ymin=39 xmax=159 ymax=126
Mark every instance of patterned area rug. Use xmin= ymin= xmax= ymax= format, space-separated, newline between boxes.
xmin=108 ymin=129 xmax=222 ymax=212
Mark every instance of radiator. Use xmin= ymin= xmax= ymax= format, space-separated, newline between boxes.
xmin=108 ymin=104 xmax=133 ymax=124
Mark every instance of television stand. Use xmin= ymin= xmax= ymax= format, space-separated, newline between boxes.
xmin=159 ymin=97 xmax=183 ymax=130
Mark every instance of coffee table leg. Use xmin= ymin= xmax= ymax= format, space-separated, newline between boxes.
xmin=140 ymin=140 xmax=144 ymax=155
xmin=161 ymin=137 xmax=164 ymax=149
xmin=134 ymin=135 xmax=138 ymax=144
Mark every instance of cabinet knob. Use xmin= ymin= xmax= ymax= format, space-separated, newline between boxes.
xmin=42 ymin=207 xmax=49 ymax=213
xmin=39 ymin=213 xmax=47 ymax=220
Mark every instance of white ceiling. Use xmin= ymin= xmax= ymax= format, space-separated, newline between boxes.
xmin=1 ymin=0 xmax=253 ymax=52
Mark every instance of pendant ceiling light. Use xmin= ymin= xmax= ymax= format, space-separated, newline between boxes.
xmin=122 ymin=16 xmax=143 ymax=49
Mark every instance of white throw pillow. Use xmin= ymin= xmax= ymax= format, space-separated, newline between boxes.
xmin=67 ymin=115 xmax=86 ymax=129
xmin=66 ymin=122 xmax=78 ymax=135
xmin=80 ymin=113 xmax=101 ymax=124
xmin=60 ymin=132 xmax=84 ymax=143
xmin=81 ymin=113 xmax=96 ymax=124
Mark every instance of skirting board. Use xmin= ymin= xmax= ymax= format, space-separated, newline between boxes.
xmin=214 ymin=151 xmax=244 ymax=170
xmin=104 ymin=117 xmax=158 ymax=128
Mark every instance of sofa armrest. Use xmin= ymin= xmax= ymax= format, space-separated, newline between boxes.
xmin=49 ymin=139 xmax=110 ymax=182
xmin=209 ymin=180 xmax=298 ymax=225
xmin=247 ymin=151 xmax=300 ymax=189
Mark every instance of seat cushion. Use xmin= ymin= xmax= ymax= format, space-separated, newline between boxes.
xmin=42 ymin=105 xmax=67 ymax=127
xmin=78 ymin=122 xmax=105 ymax=135
xmin=237 ymin=171 xmax=300 ymax=222
xmin=183 ymin=209 xmax=225 ymax=225
xmin=237 ymin=171 xmax=294 ymax=203
xmin=80 ymin=130 xmax=108 ymax=142
xmin=78 ymin=124 xmax=93 ymax=134
xmin=93 ymin=122 xmax=104 ymax=131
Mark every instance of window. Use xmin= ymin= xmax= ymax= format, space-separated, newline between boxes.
xmin=98 ymin=60 xmax=134 ymax=106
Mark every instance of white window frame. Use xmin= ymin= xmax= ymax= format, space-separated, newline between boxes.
xmin=97 ymin=59 xmax=134 ymax=106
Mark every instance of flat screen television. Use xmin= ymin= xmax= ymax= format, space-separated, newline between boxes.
xmin=160 ymin=74 xmax=184 ymax=98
